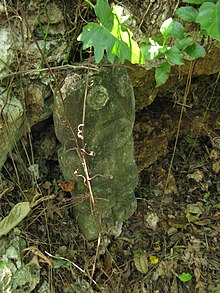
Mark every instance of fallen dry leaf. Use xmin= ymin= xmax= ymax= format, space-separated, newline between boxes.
xmin=59 ymin=180 xmax=75 ymax=192
xmin=24 ymin=246 xmax=55 ymax=267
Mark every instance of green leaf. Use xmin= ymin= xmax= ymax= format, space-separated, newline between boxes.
xmin=53 ymin=258 xmax=65 ymax=269
xmin=78 ymin=23 xmax=114 ymax=63
xmin=196 ymin=2 xmax=220 ymax=40
xmin=178 ymin=273 xmax=193 ymax=282
xmin=77 ymin=0 xmax=144 ymax=64
xmin=160 ymin=18 xmax=174 ymax=39
xmin=176 ymin=6 xmax=199 ymax=21
xmin=165 ymin=47 xmax=184 ymax=65
xmin=185 ymin=43 xmax=206 ymax=58
xmin=133 ymin=250 xmax=148 ymax=274
xmin=155 ymin=62 xmax=171 ymax=87
xmin=0 ymin=202 xmax=30 ymax=237
xmin=0 ymin=260 xmax=6 ymax=269
xmin=176 ymin=37 xmax=194 ymax=50
xmin=183 ymin=0 xmax=216 ymax=3
xmin=94 ymin=0 xmax=113 ymax=30
xmin=171 ymin=21 xmax=185 ymax=39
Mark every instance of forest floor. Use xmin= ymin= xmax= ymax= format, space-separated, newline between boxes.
xmin=1 ymin=92 xmax=220 ymax=293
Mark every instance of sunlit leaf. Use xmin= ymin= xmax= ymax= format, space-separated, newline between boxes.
xmin=149 ymin=255 xmax=159 ymax=265
xmin=160 ymin=18 xmax=174 ymax=39
xmin=0 ymin=260 xmax=11 ymax=292
xmin=78 ymin=0 xmax=144 ymax=64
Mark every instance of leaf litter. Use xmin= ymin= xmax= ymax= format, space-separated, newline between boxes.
xmin=1 ymin=93 xmax=219 ymax=292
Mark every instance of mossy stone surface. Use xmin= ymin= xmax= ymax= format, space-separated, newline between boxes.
xmin=54 ymin=66 xmax=138 ymax=240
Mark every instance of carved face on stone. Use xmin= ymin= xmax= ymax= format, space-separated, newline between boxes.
xmin=87 ymin=86 xmax=109 ymax=110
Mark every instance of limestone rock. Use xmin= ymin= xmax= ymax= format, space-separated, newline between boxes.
xmin=0 ymin=92 xmax=24 ymax=169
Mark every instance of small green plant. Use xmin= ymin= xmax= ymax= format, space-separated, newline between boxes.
xmin=78 ymin=0 xmax=220 ymax=86
xmin=140 ymin=16 xmax=206 ymax=86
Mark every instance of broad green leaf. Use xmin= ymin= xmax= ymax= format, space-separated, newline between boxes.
xmin=176 ymin=37 xmax=194 ymax=50
xmin=196 ymin=2 xmax=220 ymax=40
xmin=165 ymin=47 xmax=184 ymax=65
xmin=178 ymin=273 xmax=193 ymax=282
xmin=175 ymin=6 xmax=199 ymax=21
xmin=78 ymin=23 xmax=115 ymax=63
xmin=0 ymin=260 xmax=7 ymax=269
xmin=171 ymin=21 xmax=185 ymax=39
xmin=78 ymin=0 xmax=143 ymax=64
xmin=160 ymin=18 xmax=174 ymax=39
xmin=94 ymin=0 xmax=113 ymax=30
xmin=0 ymin=202 xmax=30 ymax=237
xmin=185 ymin=43 xmax=206 ymax=58
xmin=155 ymin=62 xmax=171 ymax=87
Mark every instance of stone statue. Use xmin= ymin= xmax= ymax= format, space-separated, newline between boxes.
xmin=53 ymin=65 xmax=138 ymax=240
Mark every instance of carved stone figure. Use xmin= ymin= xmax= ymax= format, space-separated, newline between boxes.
xmin=53 ymin=66 xmax=138 ymax=240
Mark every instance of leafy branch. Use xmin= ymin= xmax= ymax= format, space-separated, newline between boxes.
xmin=78 ymin=0 xmax=220 ymax=87
xmin=78 ymin=0 xmax=144 ymax=64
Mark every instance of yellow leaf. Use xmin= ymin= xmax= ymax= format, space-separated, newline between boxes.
xmin=149 ymin=255 xmax=159 ymax=265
